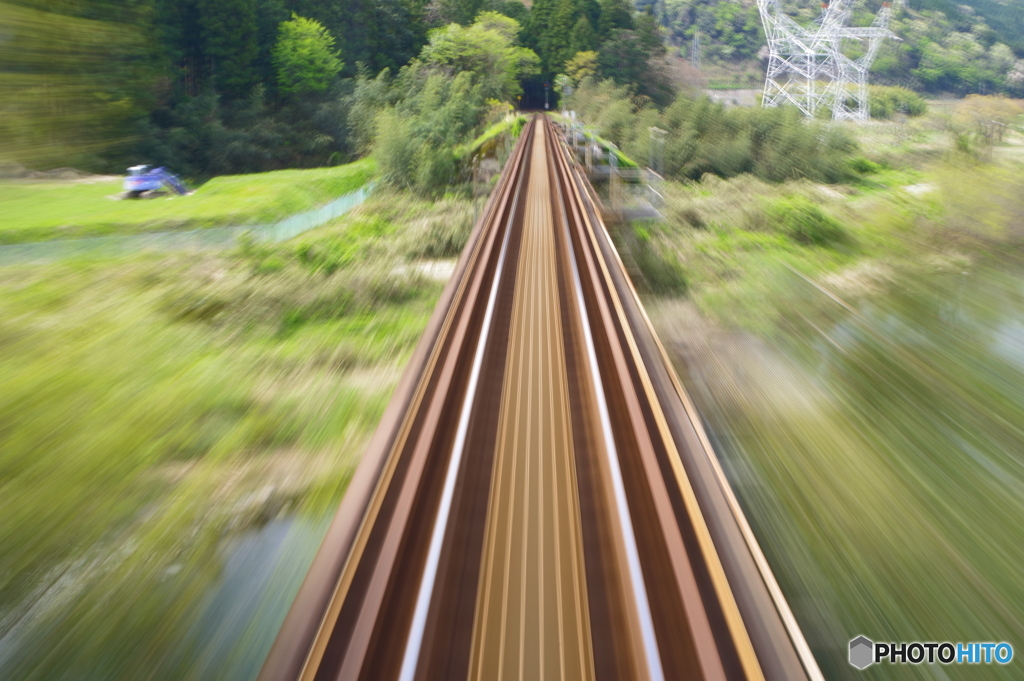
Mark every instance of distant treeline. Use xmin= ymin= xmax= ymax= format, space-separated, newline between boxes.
xmin=0 ymin=0 xmax=675 ymax=176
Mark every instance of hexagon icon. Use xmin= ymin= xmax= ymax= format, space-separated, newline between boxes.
xmin=849 ymin=636 xmax=874 ymax=669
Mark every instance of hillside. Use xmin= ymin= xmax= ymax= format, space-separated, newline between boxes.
xmin=918 ymin=0 xmax=1024 ymax=53
xmin=647 ymin=0 xmax=1024 ymax=95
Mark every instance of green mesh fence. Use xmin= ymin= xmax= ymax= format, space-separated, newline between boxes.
xmin=0 ymin=184 xmax=372 ymax=265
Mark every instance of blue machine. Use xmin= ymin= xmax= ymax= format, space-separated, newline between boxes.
xmin=123 ymin=165 xmax=190 ymax=198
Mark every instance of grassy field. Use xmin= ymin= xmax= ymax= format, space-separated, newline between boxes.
xmin=0 ymin=159 xmax=374 ymax=245
xmin=616 ymin=108 xmax=1024 ymax=334
xmin=629 ymin=112 xmax=1024 ymax=679
xmin=650 ymin=261 xmax=1024 ymax=681
xmin=0 ymin=189 xmax=477 ymax=680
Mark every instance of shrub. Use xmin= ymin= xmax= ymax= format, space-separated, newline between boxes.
xmin=417 ymin=204 xmax=476 ymax=258
xmin=849 ymin=156 xmax=883 ymax=174
xmin=372 ymin=69 xmax=486 ymax=195
xmin=294 ymin=216 xmax=394 ymax=274
xmin=767 ymin=196 xmax=848 ymax=246
xmin=626 ymin=224 xmax=688 ymax=295
xmin=567 ymin=80 xmax=858 ymax=185
xmin=869 ymin=86 xmax=927 ymax=119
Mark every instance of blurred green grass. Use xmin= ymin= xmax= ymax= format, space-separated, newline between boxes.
xmin=0 ymin=189 xmax=477 ymax=680
xmin=652 ymin=263 xmax=1024 ymax=680
xmin=639 ymin=148 xmax=1024 ymax=678
xmin=624 ymin=157 xmax=1023 ymax=337
xmin=0 ymin=159 xmax=374 ymax=244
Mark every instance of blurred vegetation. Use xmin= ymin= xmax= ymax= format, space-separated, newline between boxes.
xmin=0 ymin=0 xmax=680 ymax=178
xmin=454 ymin=113 xmax=528 ymax=160
xmin=652 ymin=259 xmax=1024 ymax=681
xmin=640 ymin=153 xmax=1024 ymax=329
xmin=765 ymin=195 xmax=849 ymax=247
xmin=0 ymin=189 xmax=475 ymax=680
xmin=604 ymin=95 xmax=1024 ymax=331
xmin=0 ymin=159 xmax=373 ymax=244
xmin=0 ymin=1 xmax=159 ymax=171
xmin=616 ymin=223 xmax=689 ymax=295
xmin=3 ymin=1 xmax=1024 ymax=679
xmin=943 ymin=94 xmax=1024 ymax=160
xmin=635 ymin=100 xmax=1024 ymax=678
xmin=868 ymin=85 xmax=928 ymax=119
xmin=369 ymin=14 xmax=539 ymax=196
xmin=565 ymin=77 xmax=858 ymax=183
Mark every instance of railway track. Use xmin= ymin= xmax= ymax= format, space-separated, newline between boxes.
xmin=258 ymin=117 xmax=823 ymax=681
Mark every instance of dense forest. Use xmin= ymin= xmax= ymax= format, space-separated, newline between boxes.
xmin=1 ymin=0 xmax=1021 ymax=180
xmin=0 ymin=0 xmax=670 ymax=176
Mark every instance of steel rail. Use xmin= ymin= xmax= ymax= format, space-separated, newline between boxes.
xmin=257 ymin=116 xmax=820 ymax=681
xmin=549 ymin=127 xmax=665 ymax=681
xmin=396 ymin=124 xmax=525 ymax=681
xmin=549 ymin=119 xmax=823 ymax=681
xmin=257 ymin=119 xmax=538 ymax=681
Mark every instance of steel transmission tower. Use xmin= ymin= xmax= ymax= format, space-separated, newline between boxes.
xmin=757 ymin=0 xmax=900 ymax=120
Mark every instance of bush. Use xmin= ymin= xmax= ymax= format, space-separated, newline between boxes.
xmin=373 ymin=111 xmax=419 ymax=189
xmin=869 ymin=86 xmax=928 ymax=119
xmin=372 ymin=69 xmax=488 ymax=195
xmin=849 ymin=156 xmax=883 ymax=174
xmin=294 ymin=216 xmax=394 ymax=274
xmin=626 ymin=225 xmax=688 ymax=295
xmin=566 ymin=80 xmax=858 ymax=185
xmin=767 ymin=196 xmax=849 ymax=247
xmin=416 ymin=203 xmax=476 ymax=258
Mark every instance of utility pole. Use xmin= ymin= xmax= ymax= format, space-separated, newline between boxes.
xmin=648 ymin=127 xmax=667 ymax=175
xmin=609 ymin=146 xmax=622 ymax=218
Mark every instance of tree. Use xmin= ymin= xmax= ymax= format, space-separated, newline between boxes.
xmin=419 ymin=12 xmax=540 ymax=101
xmin=597 ymin=27 xmax=672 ymax=103
xmin=549 ymin=0 xmax=584 ymax=68
xmin=286 ymin=0 xmax=427 ymax=76
xmin=564 ymin=50 xmax=599 ymax=84
xmin=633 ymin=12 xmax=664 ymax=58
xmin=366 ymin=0 xmax=428 ymax=72
xmin=427 ymin=0 xmax=484 ymax=26
xmin=524 ymin=0 xmax=557 ymax=69
xmin=496 ymin=0 xmax=529 ymax=26
xmin=599 ymin=29 xmax=649 ymax=85
xmin=569 ymin=16 xmax=598 ymax=55
xmin=272 ymin=14 xmax=343 ymax=96
xmin=198 ymin=0 xmax=259 ymax=98
xmin=347 ymin=68 xmax=396 ymax=154
xmin=254 ymin=0 xmax=290 ymax=84
xmin=597 ymin=0 xmax=633 ymax=39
